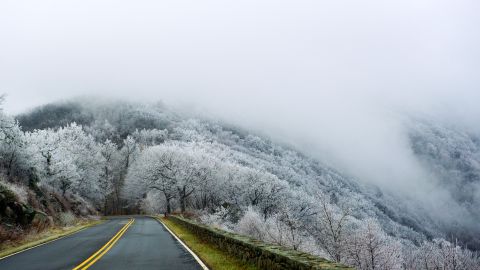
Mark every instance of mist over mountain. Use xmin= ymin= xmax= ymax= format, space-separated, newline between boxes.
xmin=15 ymin=98 xmax=480 ymax=250
xmin=408 ymin=119 xmax=480 ymax=245
xmin=2 ymin=1 xmax=480 ymax=268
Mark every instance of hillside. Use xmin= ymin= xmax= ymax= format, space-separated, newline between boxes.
xmin=4 ymin=98 xmax=478 ymax=269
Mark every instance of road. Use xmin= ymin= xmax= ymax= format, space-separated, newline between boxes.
xmin=0 ymin=216 xmax=203 ymax=270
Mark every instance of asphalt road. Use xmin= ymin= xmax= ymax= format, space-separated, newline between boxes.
xmin=0 ymin=216 xmax=203 ymax=270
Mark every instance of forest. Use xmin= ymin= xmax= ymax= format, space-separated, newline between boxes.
xmin=1 ymin=98 xmax=479 ymax=270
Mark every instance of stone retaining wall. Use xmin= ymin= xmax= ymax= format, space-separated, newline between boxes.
xmin=168 ymin=215 xmax=352 ymax=270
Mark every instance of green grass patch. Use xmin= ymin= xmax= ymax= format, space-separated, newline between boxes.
xmin=159 ymin=217 xmax=259 ymax=270
xmin=0 ymin=219 xmax=104 ymax=259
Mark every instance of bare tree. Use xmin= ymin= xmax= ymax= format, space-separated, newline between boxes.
xmin=311 ymin=192 xmax=352 ymax=262
xmin=344 ymin=218 xmax=403 ymax=270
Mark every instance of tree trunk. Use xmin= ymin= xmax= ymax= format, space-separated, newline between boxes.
xmin=6 ymin=152 xmax=15 ymax=177
xmin=180 ymin=186 xmax=186 ymax=213
xmin=165 ymin=197 xmax=172 ymax=214
xmin=180 ymin=198 xmax=186 ymax=213
xmin=104 ymin=199 xmax=108 ymax=215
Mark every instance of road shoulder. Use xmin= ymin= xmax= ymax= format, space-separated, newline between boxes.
xmin=0 ymin=219 xmax=104 ymax=259
xmin=156 ymin=216 xmax=259 ymax=270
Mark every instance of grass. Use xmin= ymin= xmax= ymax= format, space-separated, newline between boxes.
xmin=0 ymin=219 xmax=104 ymax=259
xmin=159 ymin=217 xmax=259 ymax=270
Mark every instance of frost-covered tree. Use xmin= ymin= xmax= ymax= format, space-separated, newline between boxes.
xmin=126 ymin=144 xmax=178 ymax=213
xmin=234 ymin=205 xmax=316 ymax=253
xmin=310 ymin=192 xmax=353 ymax=262
xmin=132 ymin=128 xmax=168 ymax=147
xmin=126 ymin=142 xmax=215 ymax=213
xmin=406 ymin=238 xmax=480 ymax=270
xmin=344 ymin=218 xmax=403 ymax=270
xmin=25 ymin=128 xmax=60 ymax=180
xmin=98 ymin=139 xmax=118 ymax=213
xmin=242 ymin=169 xmax=288 ymax=219
xmin=0 ymin=110 xmax=27 ymax=178
xmin=58 ymin=124 xmax=102 ymax=197
xmin=25 ymin=123 xmax=101 ymax=199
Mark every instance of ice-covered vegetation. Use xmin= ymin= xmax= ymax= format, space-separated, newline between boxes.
xmin=1 ymin=98 xmax=478 ymax=269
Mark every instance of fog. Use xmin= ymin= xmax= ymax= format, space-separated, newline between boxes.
xmin=1 ymin=0 xmax=480 ymax=204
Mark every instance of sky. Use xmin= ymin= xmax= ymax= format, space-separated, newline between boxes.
xmin=1 ymin=0 xmax=480 ymax=196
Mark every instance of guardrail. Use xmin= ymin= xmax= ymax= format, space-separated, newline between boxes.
xmin=168 ymin=215 xmax=352 ymax=270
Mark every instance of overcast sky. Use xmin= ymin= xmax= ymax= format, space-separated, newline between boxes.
xmin=1 ymin=0 xmax=480 ymax=196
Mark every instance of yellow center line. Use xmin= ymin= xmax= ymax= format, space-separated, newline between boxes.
xmin=73 ymin=219 xmax=132 ymax=269
xmin=72 ymin=218 xmax=134 ymax=270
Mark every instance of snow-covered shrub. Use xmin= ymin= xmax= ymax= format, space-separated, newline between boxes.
xmin=58 ymin=212 xmax=76 ymax=226
xmin=199 ymin=207 xmax=234 ymax=231
xmin=235 ymin=207 xmax=267 ymax=241
xmin=0 ymin=180 xmax=28 ymax=204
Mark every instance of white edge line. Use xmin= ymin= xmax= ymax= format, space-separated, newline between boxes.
xmin=0 ymin=226 xmax=90 ymax=260
xmin=155 ymin=217 xmax=210 ymax=270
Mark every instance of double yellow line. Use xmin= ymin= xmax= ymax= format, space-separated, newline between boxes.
xmin=73 ymin=218 xmax=134 ymax=270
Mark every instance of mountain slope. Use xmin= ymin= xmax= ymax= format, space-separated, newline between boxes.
xmin=408 ymin=119 xmax=480 ymax=248
xmin=14 ymin=99 xmax=480 ymax=268
xmin=17 ymin=100 xmax=444 ymax=238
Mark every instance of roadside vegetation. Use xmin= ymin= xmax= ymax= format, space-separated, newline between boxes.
xmin=0 ymin=218 xmax=103 ymax=259
xmin=159 ymin=216 xmax=258 ymax=270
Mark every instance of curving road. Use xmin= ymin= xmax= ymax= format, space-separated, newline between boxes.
xmin=0 ymin=216 xmax=203 ymax=270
